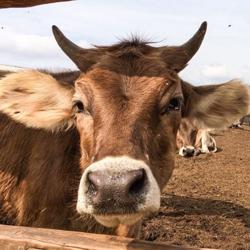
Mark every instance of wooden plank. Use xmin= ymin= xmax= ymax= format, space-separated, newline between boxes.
xmin=0 ymin=0 xmax=72 ymax=8
xmin=0 ymin=224 xmax=218 ymax=250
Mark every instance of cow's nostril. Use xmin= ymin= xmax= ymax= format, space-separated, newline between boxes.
xmin=183 ymin=147 xmax=195 ymax=157
xmin=128 ymin=169 xmax=146 ymax=196
xmin=186 ymin=148 xmax=195 ymax=155
xmin=87 ymin=172 xmax=98 ymax=196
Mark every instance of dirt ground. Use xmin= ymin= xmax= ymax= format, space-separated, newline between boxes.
xmin=141 ymin=127 xmax=250 ymax=250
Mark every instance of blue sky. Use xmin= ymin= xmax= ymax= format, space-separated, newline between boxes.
xmin=0 ymin=0 xmax=250 ymax=84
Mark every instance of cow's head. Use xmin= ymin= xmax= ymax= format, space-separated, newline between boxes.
xmin=176 ymin=118 xmax=199 ymax=157
xmin=0 ymin=22 xmax=249 ymax=230
xmin=177 ymin=118 xmax=218 ymax=157
xmin=51 ymin=22 xmax=207 ymax=227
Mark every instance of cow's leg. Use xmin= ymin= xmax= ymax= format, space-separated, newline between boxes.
xmin=200 ymin=132 xmax=210 ymax=153
xmin=210 ymin=136 xmax=217 ymax=153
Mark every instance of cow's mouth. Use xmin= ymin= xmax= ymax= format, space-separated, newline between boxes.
xmin=77 ymin=156 xmax=161 ymax=227
xmin=94 ymin=213 xmax=143 ymax=227
xmin=179 ymin=146 xmax=196 ymax=157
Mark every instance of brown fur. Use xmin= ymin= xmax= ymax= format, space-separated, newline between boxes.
xmin=0 ymin=35 xmax=249 ymax=238
xmin=182 ymin=80 xmax=250 ymax=129
xmin=0 ymin=70 xmax=12 ymax=79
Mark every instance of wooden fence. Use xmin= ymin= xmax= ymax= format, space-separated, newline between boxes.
xmin=0 ymin=0 xmax=71 ymax=8
xmin=0 ymin=224 xmax=219 ymax=250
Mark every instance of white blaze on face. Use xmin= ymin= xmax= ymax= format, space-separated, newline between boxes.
xmin=76 ymin=156 xmax=161 ymax=228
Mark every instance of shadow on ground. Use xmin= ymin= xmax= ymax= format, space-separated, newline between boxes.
xmin=160 ymin=194 xmax=250 ymax=228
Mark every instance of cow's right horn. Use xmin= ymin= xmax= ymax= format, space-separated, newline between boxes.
xmin=52 ymin=25 xmax=99 ymax=72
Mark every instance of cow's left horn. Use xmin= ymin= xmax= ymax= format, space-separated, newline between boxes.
xmin=52 ymin=25 xmax=99 ymax=72
xmin=160 ymin=21 xmax=207 ymax=72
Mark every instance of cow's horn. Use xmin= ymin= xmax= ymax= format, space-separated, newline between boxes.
xmin=160 ymin=21 xmax=207 ymax=72
xmin=52 ymin=25 xmax=98 ymax=71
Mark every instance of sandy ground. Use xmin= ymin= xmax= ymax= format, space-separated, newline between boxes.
xmin=141 ymin=126 xmax=250 ymax=250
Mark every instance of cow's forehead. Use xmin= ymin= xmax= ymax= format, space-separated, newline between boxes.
xmin=75 ymin=67 xmax=181 ymax=101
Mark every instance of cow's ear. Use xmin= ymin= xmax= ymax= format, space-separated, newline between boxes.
xmin=182 ymin=80 xmax=250 ymax=129
xmin=0 ymin=70 xmax=75 ymax=131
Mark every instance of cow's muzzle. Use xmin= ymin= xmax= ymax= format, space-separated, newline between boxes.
xmin=179 ymin=146 xmax=196 ymax=157
xmin=77 ymin=156 xmax=160 ymax=227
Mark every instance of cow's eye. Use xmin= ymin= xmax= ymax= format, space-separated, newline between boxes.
xmin=161 ymin=97 xmax=183 ymax=115
xmin=73 ymin=100 xmax=85 ymax=113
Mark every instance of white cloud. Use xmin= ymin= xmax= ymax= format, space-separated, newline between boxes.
xmin=0 ymin=27 xmax=91 ymax=69
xmin=0 ymin=0 xmax=249 ymax=83
xmin=201 ymin=64 xmax=228 ymax=79
xmin=180 ymin=62 xmax=249 ymax=85
xmin=0 ymin=27 xmax=91 ymax=57
xmin=201 ymin=64 xmax=243 ymax=82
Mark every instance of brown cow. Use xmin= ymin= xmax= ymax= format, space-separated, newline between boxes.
xmin=231 ymin=114 xmax=250 ymax=128
xmin=176 ymin=118 xmax=217 ymax=157
xmin=0 ymin=22 xmax=249 ymax=238
xmin=240 ymin=114 xmax=250 ymax=126
xmin=176 ymin=118 xmax=198 ymax=156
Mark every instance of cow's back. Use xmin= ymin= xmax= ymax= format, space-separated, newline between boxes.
xmin=0 ymin=113 xmax=81 ymax=228
xmin=0 ymin=70 xmax=12 ymax=79
xmin=240 ymin=115 xmax=250 ymax=126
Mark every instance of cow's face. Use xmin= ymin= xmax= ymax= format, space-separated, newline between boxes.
xmin=50 ymin=23 xmax=207 ymax=227
xmin=73 ymin=67 xmax=182 ymax=226
xmin=176 ymin=118 xmax=199 ymax=157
